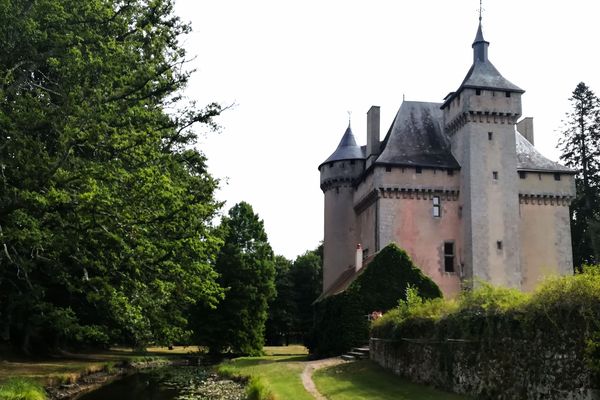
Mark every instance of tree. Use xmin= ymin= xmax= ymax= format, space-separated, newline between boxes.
xmin=0 ymin=0 xmax=223 ymax=352
xmin=265 ymin=255 xmax=294 ymax=345
xmin=558 ymin=82 xmax=600 ymax=268
xmin=289 ymin=246 xmax=322 ymax=339
xmin=194 ymin=202 xmax=276 ymax=355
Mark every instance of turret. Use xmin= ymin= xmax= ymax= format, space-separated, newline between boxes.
xmin=318 ymin=123 xmax=365 ymax=292
xmin=441 ymin=20 xmax=524 ymax=290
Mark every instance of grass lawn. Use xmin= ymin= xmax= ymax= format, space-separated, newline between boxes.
xmin=0 ymin=346 xmax=200 ymax=385
xmin=218 ymin=345 xmax=312 ymax=400
xmin=313 ymin=359 xmax=470 ymax=400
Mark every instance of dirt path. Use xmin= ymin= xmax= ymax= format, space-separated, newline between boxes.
xmin=301 ymin=357 xmax=350 ymax=400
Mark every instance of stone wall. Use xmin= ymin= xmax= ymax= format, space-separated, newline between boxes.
xmin=370 ymin=325 xmax=600 ymax=400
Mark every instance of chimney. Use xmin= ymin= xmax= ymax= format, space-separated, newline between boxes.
xmin=355 ymin=244 xmax=363 ymax=271
xmin=517 ymin=117 xmax=534 ymax=145
xmin=366 ymin=106 xmax=380 ymax=168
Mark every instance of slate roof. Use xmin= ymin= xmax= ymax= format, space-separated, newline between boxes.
xmin=442 ymin=23 xmax=523 ymax=108
xmin=319 ymin=124 xmax=365 ymax=168
xmin=515 ymin=132 xmax=574 ymax=173
xmin=376 ymin=101 xmax=460 ymax=169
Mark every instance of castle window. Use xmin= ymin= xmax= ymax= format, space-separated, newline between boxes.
xmin=497 ymin=241 xmax=503 ymax=250
xmin=329 ymin=162 xmax=334 ymax=168
xmin=493 ymin=171 xmax=498 ymax=180
xmin=386 ymin=166 xmax=392 ymax=172
xmin=350 ymin=160 xmax=355 ymax=165
xmin=444 ymin=242 xmax=455 ymax=272
xmin=488 ymin=132 xmax=493 ymax=140
xmin=447 ymin=169 xmax=454 ymax=176
xmin=416 ymin=167 xmax=422 ymax=174
xmin=554 ymin=173 xmax=561 ymax=181
xmin=476 ymin=89 xmax=481 ymax=96
xmin=433 ymin=196 xmax=441 ymax=217
xmin=519 ymin=171 xmax=527 ymax=179
xmin=505 ymin=91 xmax=511 ymax=98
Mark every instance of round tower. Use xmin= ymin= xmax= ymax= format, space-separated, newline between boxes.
xmin=318 ymin=123 xmax=365 ymax=292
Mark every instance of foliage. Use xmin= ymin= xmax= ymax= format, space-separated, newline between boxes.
xmin=265 ymin=245 xmax=322 ymax=346
xmin=265 ymin=256 xmax=294 ymax=346
xmin=193 ymin=202 xmax=276 ymax=355
xmin=0 ymin=378 xmax=46 ymax=400
xmin=312 ymin=360 xmax=468 ymax=400
xmin=0 ymin=0 xmax=224 ymax=352
xmin=308 ymin=244 xmax=442 ymax=357
xmin=558 ymin=82 xmax=600 ymax=268
xmin=246 ymin=376 xmax=274 ymax=400
xmin=371 ymin=268 xmax=600 ymax=373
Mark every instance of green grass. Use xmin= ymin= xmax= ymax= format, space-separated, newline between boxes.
xmin=217 ymin=355 xmax=312 ymax=400
xmin=0 ymin=346 xmax=195 ymax=386
xmin=0 ymin=378 xmax=47 ymax=400
xmin=313 ymin=360 xmax=470 ymax=400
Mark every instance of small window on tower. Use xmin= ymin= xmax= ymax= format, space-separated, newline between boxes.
xmin=488 ymin=132 xmax=493 ymax=140
xmin=444 ymin=242 xmax=455 ymax=272
xmin=493 ymin=171 xmax=499 ymax=180
xmin=350 ymin=160 xmax=355 ymax=165
xmin=447 ymin=169 xmax=454 ymax=176
xmin=519 ymin=171 xmax=527 ymax=179
xmin=497 ymin=241 xmax=503 ymax=250
xmin=416 ymin=167 xmax=422 ymax=174
xmin=433 ymin=196 xmax=441 ymax=218
xmin=505 ymin=91 xmax=511 ymax=98
xmin=476 ymin=89 xmax=481 ymax=96
xmin=554 ymin=173 xmax=561 ymax=181
xmin=386 ymin=166 xmax=392 ymax=172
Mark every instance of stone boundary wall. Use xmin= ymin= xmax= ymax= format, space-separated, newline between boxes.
xmin=370 ymin=335 xmax=600 ymax=400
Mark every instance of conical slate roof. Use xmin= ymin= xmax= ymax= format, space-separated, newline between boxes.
xmin=515 ymin=132 xmax=574 ymax=173
xmin=319 ymin=124 xmax=365 ymax=168
xmin=376 ymin=101 xmax=460 ymax=169
xmin=443 ymin=22 xmax=523 ymax=108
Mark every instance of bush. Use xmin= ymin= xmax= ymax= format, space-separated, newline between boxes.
xmin=371 ymin=267 xmax=600 ymax=374
xmin=309 ymin=244 xmax=442 ymax=357
xmin=245 ymin=376 xmax=274 ymax=400
xmin=0 ymin=378 xmax=47 ymax=400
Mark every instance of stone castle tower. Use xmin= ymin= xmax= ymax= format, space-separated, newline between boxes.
xmin=318 ymin=20 xmax=575 ymax=298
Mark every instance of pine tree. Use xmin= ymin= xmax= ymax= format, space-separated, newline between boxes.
xmin=558 ymin=82 xmax=600 ymax=267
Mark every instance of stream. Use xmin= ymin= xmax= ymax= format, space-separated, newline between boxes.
xmin=76 ymin=366 xmax=245 ymax=400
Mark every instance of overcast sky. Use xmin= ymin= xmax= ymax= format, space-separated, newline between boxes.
xmin=173 ymin=0 xmax=600 ymax=260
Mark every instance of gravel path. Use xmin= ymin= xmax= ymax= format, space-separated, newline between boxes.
xmin=301 ymin=357 xmax=351 ymax=400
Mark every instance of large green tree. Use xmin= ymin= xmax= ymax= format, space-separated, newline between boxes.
xmin=0 ymin=0 xmax=223 ymax=352
xmin=193 ymin=202 xmax=276 ymax=355
xmin=265 ymin=255 xmax=294 ymax=345
xmin=558 ymin=82 xmax=600 ymax=267
xmin=289 ymin=246 xmax=322 ymax=339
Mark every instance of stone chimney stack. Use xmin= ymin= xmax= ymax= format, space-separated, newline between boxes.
xmin=366 ymin=106 xmax=380 ymax=168
xmin=355 ymin=244 xmax=363 ymax=271
xmin=517 ymin=117 xmax=534 ymax=145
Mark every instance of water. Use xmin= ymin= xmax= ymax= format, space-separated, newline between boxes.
xmin=77 ymin=367 xmax=245 ymax=400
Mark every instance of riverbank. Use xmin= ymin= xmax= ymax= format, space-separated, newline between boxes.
xmin=0 ymin=346 xmax=200 ymax=399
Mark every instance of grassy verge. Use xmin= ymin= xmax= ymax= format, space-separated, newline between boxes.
xmin=0 ymin=378 xmax=47 ymax=400
xmin=0 ymin=346 xmax=198 ymax=386
xmin=313 ymin=359 xmax=469 ymax=400
xmin=217 ymin=345 xmax=312 ymax=400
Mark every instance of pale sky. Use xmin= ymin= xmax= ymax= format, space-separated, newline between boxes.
xmin=173 ymin=0 xmax=600 ymax=260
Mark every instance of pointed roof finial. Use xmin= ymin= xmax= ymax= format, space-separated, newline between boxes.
xmin=347 ymin=110 xmax=352 ymax=127
xmin=479 ymin=0 xmax=483 ymax=22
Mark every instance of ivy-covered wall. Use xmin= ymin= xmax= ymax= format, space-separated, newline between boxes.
xmin=370 ymin=271 xmax=600 ymax=400
xmin=308 ymin=244 xmax=442 ymax=358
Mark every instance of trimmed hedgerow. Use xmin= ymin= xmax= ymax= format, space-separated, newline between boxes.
xmin=308 ymin=244 xmax=442 ymax=358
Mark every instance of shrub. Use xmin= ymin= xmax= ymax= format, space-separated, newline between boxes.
xmin=245 ymin=376 xmax=274 ymax=400
xmin=0 ymin=378 xmax=47 ymax=400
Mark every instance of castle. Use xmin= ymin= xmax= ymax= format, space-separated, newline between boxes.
xmin=318 ymin=20 xmax=575 ymax=298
